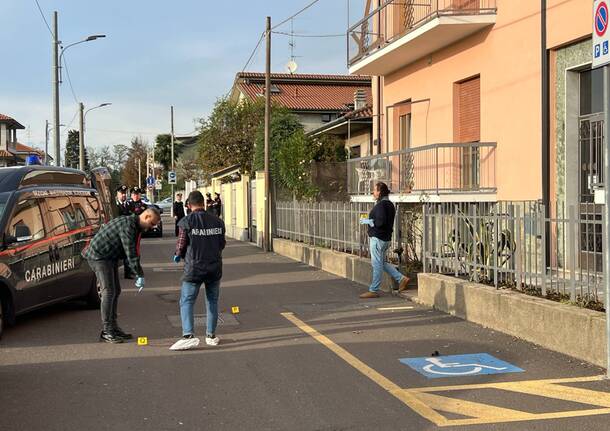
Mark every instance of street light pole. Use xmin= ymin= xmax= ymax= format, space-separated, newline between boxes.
xmin=45 ymin=120 xmax=49 ymax=166
xmin=264 ymin=16 xmax=271 ymax=252
xmin=52 ymin=11 xmax=60 ymax=167
xmin=79 ymin=102 xmax=84 ymax=170
xmin=171 ymin=106 xmax=175 ymax=217
xmin=79 ymin=103 xmax=111 ymax=171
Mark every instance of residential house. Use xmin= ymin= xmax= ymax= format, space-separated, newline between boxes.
xmin=347 ymin=0 xmax=596 ymax=206
xmin=229 ymin=72 xmax=372 ymax=133
xmin=0 ymin=114 xmax=49 ymax=166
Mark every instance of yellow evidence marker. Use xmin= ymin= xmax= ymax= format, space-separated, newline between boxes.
xmin=231 ymin=306 xmax=240 ymax=314
xmin=137 ymin=337 xmax=148 ymax=346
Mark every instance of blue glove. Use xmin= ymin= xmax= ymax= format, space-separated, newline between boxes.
xmin=359 ymin=218 xmax=374 ymax=227
xmin=173 ymin=255 xmax=181 ymax=263
xmin=135 ymin=276 xmax=145 ymax=292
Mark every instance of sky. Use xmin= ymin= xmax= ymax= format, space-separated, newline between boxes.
xmin=0 ymin=0 xmax=366 ymax=156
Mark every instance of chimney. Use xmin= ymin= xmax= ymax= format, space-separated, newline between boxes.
xmin=354 ymin=89 xmax=367 ymax=110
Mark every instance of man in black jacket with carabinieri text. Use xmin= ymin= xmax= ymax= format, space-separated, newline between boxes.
xmin=170 ymin=190 xmax=226 ymax=351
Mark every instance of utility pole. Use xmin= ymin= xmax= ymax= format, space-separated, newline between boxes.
xmin=138 ymin=158 xmax=141 ymax=189
xmin=170 ymin=105 xmax=175 ymax=217
xmin=44 ymin=120 xmax=49 ymax=165
xmin=52 ymin=11 xmax=60 ymax=167
xmin=603 ymin=65 xmax=610 ymax=378
xmin=264 ymin=16 xmax=271 ymax=252
xmin=78 ymin=102 xmax=85 ymax=171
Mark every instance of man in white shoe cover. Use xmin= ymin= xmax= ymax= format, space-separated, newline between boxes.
xmin=170 ymin=190 xmax=226 ymax=351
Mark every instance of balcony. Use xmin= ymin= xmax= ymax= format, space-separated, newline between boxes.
xmin=347 ymin=142 xmax=497 ymax=202
xmin=348 ymin=0 xmax=497 ymax=76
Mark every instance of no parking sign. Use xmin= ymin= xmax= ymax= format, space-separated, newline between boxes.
xmin=593 ymin=0 xmax=610 ymax=68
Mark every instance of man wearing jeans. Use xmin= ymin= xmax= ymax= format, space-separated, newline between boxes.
xmin=359 ymin=182 xmax=409 ymax=298
xmin=170 ymin=190 xmax=226 ymax=351
xmin=84 ymin=208 xmax=161 ymax=343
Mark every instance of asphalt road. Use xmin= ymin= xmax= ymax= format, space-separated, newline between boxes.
xmin=1 ymin=218 xmax=610 ymax=430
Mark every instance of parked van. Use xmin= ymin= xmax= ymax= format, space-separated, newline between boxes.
xmin=0 ymin=166 xmax=113 ymax=338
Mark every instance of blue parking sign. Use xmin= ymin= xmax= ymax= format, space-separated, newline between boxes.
xmin=399 ymin=353 xmax=524 ymax=379
xmin=596 ymin=44 xmax=602 ymax=58
xmin=604 ymin=41 xmax=609 ymax=55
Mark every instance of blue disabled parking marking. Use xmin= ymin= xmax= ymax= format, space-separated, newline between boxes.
xmin=399 ymin=353 xmax=524 ymax=379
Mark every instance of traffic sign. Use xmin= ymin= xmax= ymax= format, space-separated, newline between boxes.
xmin=155 ymin=181 xmax=162 ymax=190
xmin=168 ymin=171 xmax=177 ymax=185
xmin=593 ymin=0 xmax=610 ymax=68
xmin=399 ymin=353 xmax=524 ymax=379
xmin=146 ymin=175 xmax=155 ymax=186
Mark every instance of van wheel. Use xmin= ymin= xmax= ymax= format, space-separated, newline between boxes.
xmin=86 ymin=277 xmax=101 ymax=309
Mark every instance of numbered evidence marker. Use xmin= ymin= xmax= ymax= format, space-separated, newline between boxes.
xmin=137 ymin=337 xmax=148 ymax=346
xmin=231 ymin=306 xmax=240 ymax=314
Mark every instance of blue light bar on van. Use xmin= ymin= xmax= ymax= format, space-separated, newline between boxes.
xmin=26 ymin=155 xmax=42 ymax=166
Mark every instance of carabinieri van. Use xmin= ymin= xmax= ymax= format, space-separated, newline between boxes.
xmin=0 ymin=166 xmax=113 ymax=338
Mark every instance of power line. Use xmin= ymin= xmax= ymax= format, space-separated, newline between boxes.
xmin=272 ymin=31 xmax=344 ymax=38
xmin=62 ymin=55 xmax=79 ymax=103
xmin=33 ymin=0 xmax=53 ymax=38
xmin=241 ymin=32 xmax=265 ymax=72
xmin=271 ymin=0 xmax=321 ymax=30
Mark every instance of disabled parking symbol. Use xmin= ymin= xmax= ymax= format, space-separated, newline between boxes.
xmin=399 ymin=353 xmax=524 ymax=379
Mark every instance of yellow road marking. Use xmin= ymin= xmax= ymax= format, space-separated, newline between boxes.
xmin=409 ymin=375 xmax=605 ymax=393
xmin=281 ymin=311 xmax=610 ymax=427
xmin=409 ymin=391 xmax=536 ymax=420
xmin=281 ymin=312 xmax=448 ymax=426
xmin=377 ymin=306 xmax=415 ymax=311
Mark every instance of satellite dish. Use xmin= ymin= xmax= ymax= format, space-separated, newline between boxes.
xmin=286 ymin=60 xmax=298 ymax=74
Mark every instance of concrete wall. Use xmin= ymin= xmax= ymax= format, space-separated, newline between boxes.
xmin=273 ymin=238 xmax=396 ymax=292
xmin=418 ymin=273 xmax=607 ymax=367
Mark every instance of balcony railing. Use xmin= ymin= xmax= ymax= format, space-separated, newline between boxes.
xmin=348 ymin=0 xmax=497 ymax=68
xmin=347 ymin=142 xmax=497 ymax=196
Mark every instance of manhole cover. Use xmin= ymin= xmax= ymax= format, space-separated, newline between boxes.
xmin=166 ymin=313 xmax=240 ymax=328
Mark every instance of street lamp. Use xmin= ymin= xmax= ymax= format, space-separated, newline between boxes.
xmin=45 ymin=121 xmax=65 ymax=166
xmin=59 ymin=35 xmax=106 ymax=84
xmin=51 ymin=17 xmax=106 ymax=167
xmin=79 ymin=103 xmax=111 ymax=171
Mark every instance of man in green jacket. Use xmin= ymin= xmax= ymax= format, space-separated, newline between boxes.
xmin=83 ymin=208 xmax=161 ymax=343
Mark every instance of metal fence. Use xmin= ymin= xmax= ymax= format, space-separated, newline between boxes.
xmin=348 ymin=0 xmax=498 ymax=66
xmin=275 ymin=201 xmax=375 ymax=256
xmin=423 ymin=201 xmax=605 ymax=308
xmin=347 ymin=142 xmax=496 ymax=196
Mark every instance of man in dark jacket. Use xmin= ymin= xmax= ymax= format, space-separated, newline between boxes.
xmin=84 ymin=208 xmax=161 ymax=343
xmin=127 ymin=187 xmax=148 ymax=216
xmin=205 ymin=192 xmax=214 ymax=215
xmin=173 ymin=193 xmax=186 ymax=236
xmin=213 ymin=192 xmax=222 ymax=218
xmin=170 ymin=190 xmax=226 ymax=351
xmin=359 ymin=182 xmax=409 ymax=298
xmin=115 ymin=185 xmax=130 ymax=216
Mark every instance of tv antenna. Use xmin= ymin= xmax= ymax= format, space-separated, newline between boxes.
xmin=286 ymin=18 xmax=300 ymax=74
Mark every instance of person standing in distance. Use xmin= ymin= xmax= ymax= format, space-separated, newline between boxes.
xmin=213 ymin=192 xmax=222 ymax=218
xmin=173 ymin=193 xmax=186 ymax=236
xmin=115 ymin=185 xmax=130 ymax=217
xmin=359 ymin=182 xmax=409 ymax=298
xmin=84 ymin=208 xmax=161 ymax=343
xmin=170 ymin=191 xmax=226 ymax=351
xmin=127 ymin=187 xmax=148 ymax=216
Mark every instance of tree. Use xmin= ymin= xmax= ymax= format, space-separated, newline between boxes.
xmin=64 ymin=130 xmax=80 ymax=169
xmin=154 ymin=134 xmax=181 ymax=173
xmin=113 ymin=144 xmax=129 ymax=170
xmin=121 ymin=137 xmax=148 ymax=187
xmin=197 ymin=97 xmax=265 ymax=178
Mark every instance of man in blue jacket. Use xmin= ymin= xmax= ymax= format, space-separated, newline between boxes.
xmin=359 ymin=182 xmax=409 ymax=298
xmin=170 ymin=190 xmax=226 ymax=351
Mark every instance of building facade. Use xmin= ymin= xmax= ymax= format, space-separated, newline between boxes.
xmin=347 ymin=0 xmax=594 ymax=207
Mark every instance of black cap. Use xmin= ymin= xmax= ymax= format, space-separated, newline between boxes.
xmin=215 ymin=192 xmax=220 ymax=196
xmin=116 ymin=185 xmax=128 ymax=193
xmin=131 ymin=187 xmax=143 ymax=195
xmin=206 ymin=192 xmax=211 ymax=197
